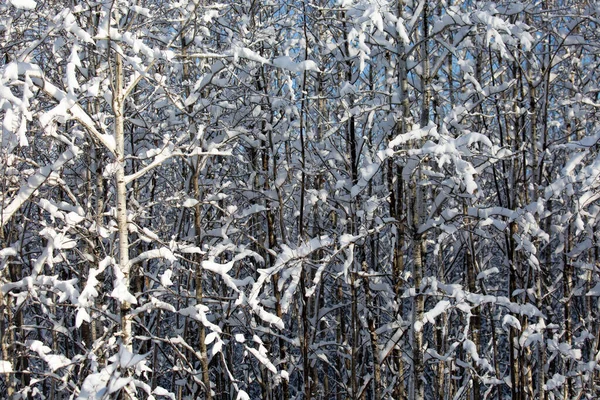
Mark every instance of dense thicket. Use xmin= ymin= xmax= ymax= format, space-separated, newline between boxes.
xmin=1 ymin=0 xmax=600 ymax=399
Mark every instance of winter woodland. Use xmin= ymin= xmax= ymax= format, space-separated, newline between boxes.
xmin=1 ymin=0 xmax=600 ymax=399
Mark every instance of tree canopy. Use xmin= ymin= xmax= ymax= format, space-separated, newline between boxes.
xmin=1 ymin=0 xmax=600 ymax=399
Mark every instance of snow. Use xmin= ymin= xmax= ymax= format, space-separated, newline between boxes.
xmin=233 ymin=47 xmax=269 ymax=64
xmin=272 ymin=56 xmax=320 ymax=73
xmin=271 ymin=56 xmax=294 ymax=70
xmin=236 ymin=391 xmax=251 ymax=400
xmin=423 ymin=300 xmax=451 ymax=324
xmin=152 ymin=387 xmax=176 ymax=400
xmin=177 ymin=244 xmax=204 ymax=255
xmin=414 ymin=320 xmax=423 ymax=332
xmin=29 ymin=340 xmax=70 ymax=371
xmin=362 ymin=5 xmax=384 ymax=33
xmin=130 ymin=5 xmax=152 ymax=17
xmin=340 ymin=81 xmax=357 ymax=96
xmin=1 ymin=146 xmax=80 ymax=227
xmin=117 ymin=345 xmax=148 ymax=369
xmin=141 ymin=227 xmax=160 ymax=242
xmin=130 ymin=247 xmax=177 ymax=266
xmin=66 ymin=44 xmax=81 ymax=91
xmin=463 ymin=339 xmax=493 ymax=373
xmin=245 ymin=344 xmax=277 ymax=374
xmin=253 ymin=305 xmax=285 ymax=330
xmin=78 ymin=368 xmax=111 ymax=399
xmin=360 ymin=162 xmax=380 ymax=182
xmin=178 ymin=304 xmax=222 ymax=333
xmin=587 ymin=282 xmax=600 ymax=296
xmin=107 ymin=376 xmax=132 ymax=395
xmin=389 ymin=123 xmax=438 ymax=148
xmin=549 ymin=341 xmax=582 ymax=360
xmin=182 ymin=198 xmax=199 ymax=208
xmin=0 ymin=248 xmax=18 ymax=258
xmin=248 ymin=236 xmax=333 ymax=312
xmin=476 ymin=267 xmax=499 ymax=280
xmin=13 ymin=61 xmax=115 ymax=153
xmin=296 ymin=60 xmax=320 ymax=72
xmin=239 ymin=204 xmax=267 ymax=217
xmin=211 ymin=337 xmax=223 ymax=357
xmin=65 ymin=211 xmax=85 ymax=226
xmin=125 ymin=145 xmax=179 ymax=184
xmin=235 ymin=334 xmax=246 ymax=343
xmin=0 ymin=360 xmax=13 ymax=373
xmin=202 ymin=259 xmax=239 ymax=292
xmin=341 ymin=243 xmax=355 ymax=282
xmin=502 ymin=315 xmax=522 ymax=332
xmin=279 ymin=265 xmax=301 ymax=313
xmin=132 ymin=297 xmax=176 ymax=316
xmin=544 ymin=374 xmax=566 ymax=391
xmin=523 ymin=333 xmax=543 ymax=347
xmin=562 ymin=151 xmax=587 ymax=176
xmin=9 ymin=0 xmax=36 ymax=10
xmin=2 ymin=2 xmax=599 ymax=397
xmin=62 ymin=10 xmax=94 ymax=43
xmin=110 ymin=265 xmax=138 ymax=305
xmin=160 ymin=269 xmax=174 ymax=287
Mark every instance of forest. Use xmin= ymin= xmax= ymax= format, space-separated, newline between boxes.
xmin=1 ymin=0 xmax=600 ymax=399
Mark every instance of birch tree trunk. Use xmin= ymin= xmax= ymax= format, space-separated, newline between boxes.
xmin=112 ymin=51 xmax=135 ymax=400
xmin=412 ymin=1 xmax=430 ymax=398
xmin=392 ymin=1 xmax=409 ymax=397
xmin=113 ymin=52 xmax=132 ymax=352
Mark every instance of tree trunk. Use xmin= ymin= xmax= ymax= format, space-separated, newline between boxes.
xmin=412 ymin=1 xmax=430 ymax=397
xmin=113 ymin=52 xmax=132 ymax=351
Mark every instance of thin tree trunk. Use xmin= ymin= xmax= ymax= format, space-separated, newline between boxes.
xmin=182 ymin=36 xmax=213 ymax=400
xmin=0 ymin=262 xmax=14 ymax=397
xmin=466 ymin=232 xmax=480 ymax=400
xmin=113 ymin=52 xmax=132 ymax=351
xmin=192 ymin=171 xmax=212 ymax=400
xmin=411 ymin=229 xmax=425 ymax=400
xmin=113 ymin=51 xmax=135 ymax=400
xmin=260 ymin=57 xmax=289 ymax=399
xmin=350 ymin=269 xmax=359 ymax=400
xmin=337 ymin=280 xmax=347 ymax=400
xmin=563 ymin=223 xmax=573 ymax=399
xmin=391 ymin=1 xmax=409 ymax=396
xmin=362 ymin=260 xmax=381 ymax=400
xmin=412 ymin=1 xmax=430 ymax=397
xmin=298 ymin=6 xmax=312 ymax=396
